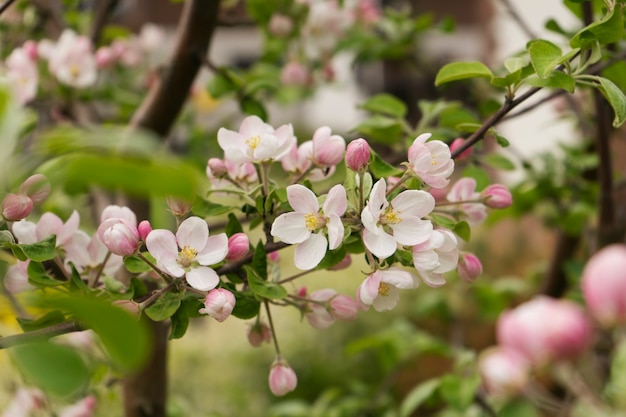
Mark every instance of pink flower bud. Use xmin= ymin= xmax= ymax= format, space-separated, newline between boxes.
xmin=97 ymin=218 xmax=140 ymax=256
xmin=19 ymin=174 xmax=51 ymax=205
xmin=329 ymin=294 xmax=358 ymax=321
xmin=137 ymin=220 xmax=152 ymax=241
xmin=267 ymin=251 xmax=280 ymax=263
xmin=582 ymin=244 xmax=626 ymax=326
xmin=226 ymin=233 xmax=249 ymax=261
xmin=247 ymin=322 xmax=272 ymax=347
xmin=345 ymin=138 xmax=370 ymax=172
xmin=497 ymin=296 xmax=592 ymax=366
xmin=166 ymin=196 xmax=194 ymax=217
xmin=23 ymin=40 xmax=39 ymax=60
xmin=268 ymin=359 xmax=298 ymax=396
xmin=280 ymin=61 xmax=312 ymax=87
xmin=458 ymin=253 xmax=482 ymax=283
xmin=59 ymin=395 xmax=97 ymax=417
xmin=478 ymin=347 xmax=529 ymax=398
xmin=329 ymin=253 xmax=352 ymax=271
xmin=95 ymin=46 xmax=116 ymax=68
xmin=1 ymin=193 xmax=33 ymax=221
xmin=449 ymin=138 xmax=472 ymax=160
xmin=200 ymin=288 xmax=236 ymax=322
xmin=311 ymin=126 xmax=346 ymax=167
xmin=268 ymin=14 xmax=293 ymax=37
xmin=482 ymin=184 xmax=512 ymax=209
xmin=207 ymin=158 xmax=228 ymax=178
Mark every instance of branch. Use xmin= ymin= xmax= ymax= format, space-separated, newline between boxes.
xmin=89 ymin=0 xmax=120 ymax=45
xmin=130 ymin=0 xmax=221 ymax=137
xmin=0 ymin=0 xmax=16 ymax=16
xmin=500 ymin=0 xmax=537 ymax=39
xmin=0 ymin=321 xmax=84 ymax=349
xmin=215 ymin=241 xmax=288 ymax=276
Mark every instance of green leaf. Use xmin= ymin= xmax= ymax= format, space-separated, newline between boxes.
xmin=430 ymin=213 xmax=456 ymax=229
xmin=69 ymin=263 xmax=89 ymax=291
xmin=316 ymin=247 xmax=347 ymax=270
xmin=359 ymin=94 xmax=407 ymax=118
xmin=11 ymin=342 xmax=90 ymax=398
xmin=0 ymin=230 xmax=15 ymax=244
xmin=504 ymin=57 xmax=529 ymax=73
xmin=526 ymin=72 xmax=576 ymax=92
xmin=495 ymin=134 xmax=511 ymax=147
xmin=0 ymin=86 xmax=22 ymax=180
xmin=123 ymin=255 xmax=152 ymax=273
xmin=245 ymin=266 xmax=287 ymax=300
xmin=145 ymin=290 xmax=183 ymax=321
xmin=400 ymin=378 xmax=441 ymax=417
xmin=43 ymin=296 xmax=150 ymax=371
xmin=482 ymin=153 xmax=516 ymax=171
xmin=27 ymin=262 xmax=65 ymax=287
xmin=595 ymin=76 xmax=626 ymax=127
xmin=570 ymin=5 xmax=624 ymax=48
xmin=170 ymin=297 xmax=203 ymax=340
xmin=240 ymin=96 xmax=268 ymax=121
xmin=16 ymin=310 xmax=67 ymax=332
xmin=206 ymin=72 xmax=238 ymax=99
xmin=453 ymin=221 xmax=471 ymax=241
xmin=252 ymin=241 xmax=268 ymax=281
xmin=231 ymin=290 xmax=261 ymax=319
xmin=353 ymin=115 xmax=404 ymax=144
xmin=435 ymin=61 xmax=493 ymax=86
xmin=499 ymin=399 xmax=540 ymax=417
xmin=369 ymin=149 xmax=403 ymax=178
xmin=193 ymin=199 xmax=233 ymax=217
xmin=527 ymin=39 xmax=563 ymax=79
xmin=225 ymin=213 xmax=244 ymax=236
xmin=17 ymin=235 xmax=57 ymax=262
xmin=439 ymin=373 xmax=480 ymax=410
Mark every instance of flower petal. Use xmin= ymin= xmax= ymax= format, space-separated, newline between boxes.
xmin=186 ymin=266 xmax=220 ymax=291
xmin=197 ymin=233 xmax=229 ymax=265
xmin=372 ymin=285 xmax=400 ymax=312
xmin=322 ymin=184 xmax=347 ymax=216
xmin=176 ymin=217 xmax=208 ymax=251
xmin=419 ymin=270 xmax=447 ymax=287
xmin=392 ymin=218 xmax=432 ymax=246
xmin=326 ymin=214 xmax=344 ymax=250
xmin=287 ymin=184 xmax=319 ymax=213
xmin=363 ymin=227 xmax=397 ymax=259
xmin=11 ymin=220 xmax=37 ymax=244
xmin=146 ymin=229 xmax=180 ymax=273
xmin=381 ymin=268 xmax=419 ymax=289
xmin=294 ymin=233 xmax=328 ymax=270
xmin=357 ymin=271 xmax=382 ymax=306
xmin=271 ymin=212 xmax=310 ymax=244
xmin=392 ymin=190 xmax=435 ymax=218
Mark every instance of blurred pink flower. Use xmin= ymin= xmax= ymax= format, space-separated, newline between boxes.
xmin=269 ymin=359 xmax=298 ymax=396
xmin=479 ymin=347 xmax=529 ymax=398
xmin=582 ymin=244 xmax=626 ymax=326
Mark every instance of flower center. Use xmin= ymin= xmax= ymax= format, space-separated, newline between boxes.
xmin=246 ymin=135 xmax=262 ymax=151
xmin=378 ymin=282 xmax=390 ymax=296
xmin=382 ymin=208 xmax=401 ymax=225
xmin=69 ymin=64 xmax=81 ymax=79
xmin=431 ymin=158 xmax=438 ymax=166
xmin=179 ymin=245 xmax=198 ymax=267
xmin=304 ymin=212 xmax=323 ymax=231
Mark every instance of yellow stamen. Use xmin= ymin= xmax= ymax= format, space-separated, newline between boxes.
xmin=69 ymin=64 xmax=81 ymax=79
xmin=378 ymin=282 xmax=390 ymax=296
xmin=431 ymin=159 xmax=438 ymax=166
xmin=246 ymin=135 xmax=262 ymax=151
xmin=304 ymin=213 xmax=321 ymax=231
xmin=179 ymin=245 xmax=198 ymax=267
xmin=383 ymin=208 xmax=401 ymax=225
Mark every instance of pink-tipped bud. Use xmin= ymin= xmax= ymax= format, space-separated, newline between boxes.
xmin=311 ymin=126 xmax=346 ymax=167
xmin=497 ymin=296 xmax=592 ymax=366
xmin=22 ymin=41 xmax=39 ymax=60
xmin=166 ymin=196 xmax=194 ymax=217
xmin=267 ymin=251 xmax=280 ymax=263
xmin=329 ymin=294 xmax=358 ymax=322
xmin=345 ymin=138 xmax=370 ymax=172
xmin=19 ymin=174 xmax=51 ymax=205
xmin=137 ymin=220 xmax=152 ymax=241
xmin=482 ymin=184 xmax=512 ymax=209
xmin=458 ymin=253 xmax=483 ymax=283
xmin=226 ymin=233 xmax=249 ymax=261
xmin=200 ymin=288 xmax=236 ymax=322
xmin=478 ymin=347 xmax=529 ymax=398
xmin=449 ymin=138 xmax=472 ymax=160
xmin=581 ymin=244 xmax=626 ymax=327
xmin=207 ymin=158 xmax=228 ymax=178
xmin=268 ymin=14 xmax=293 ymax=37
xmin=97 ymin=218 xmax=140 ymax=256
xmin=329 ymin=253 xmax=352 ymax=271
xmin=95 ymin=46 xmax=116 ymax=68
xmin=297 ymin=286 xmax=308 ymax=298
xmin=280 ymin=61 xmax=312 ymax=87
xmin=268 ymin=359 xmax=298 ymax=396
xmin=58 ymin=395 xmax=97 ymax=417
xmin=1 ymin=193 xmax=33 ymax=221
xmin=247 ymin=322 xmax=272 ymax=347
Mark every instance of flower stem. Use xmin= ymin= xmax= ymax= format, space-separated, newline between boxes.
xmin=136 ymin=252 xmax=173 ymax=284
xmin=264 ymin=299 xmax=281 ymax=357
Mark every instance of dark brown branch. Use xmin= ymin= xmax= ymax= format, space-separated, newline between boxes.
xmin=0 ymin=0 xmax=16 ymax=16
xmin=540 ymin=232 xmax=581 ymax=297
xmin=130 ymin=0 xmax=221 ymax=137
xmin=0 ymin=321 xmax=83 ymax=349
xmin=90 ymin=0 xmax=120 ymax=45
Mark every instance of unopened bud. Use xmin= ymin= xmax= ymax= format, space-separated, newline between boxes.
xmin=19 ymin=174 xmax=51 ymax=205
xmin=482 ymin=184 xmax=512 ymax=209
xmin=458 ymin=253 xmax=483 ymax=283
xmin=1 ymin=193 xmax=33 ymax=221
xmin=449 ymin=138 xmax=472 ymax=160
xmin=200 ymin=288 xmax=236 ymax=322
xmin=138 ymin=220 xmax=152 ymax=241
xmin=207 ymin=158 xmax=228 ymax=178
xmin=268 ymin=359 xmax=298 ymax=396
xmin=166 ymin=196 xmax=194 ymax=217
xmin=226 ymin=233 xmax=249 ymax=261
xmin=247 ymin=321 xmax=272 ymax=347
xmin=345 ymin=138 xmax=370 ymax=172
xmin=268 ymin=14 xmax=293 ymax=37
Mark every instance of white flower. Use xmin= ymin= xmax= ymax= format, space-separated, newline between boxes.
xmin=146 ymin=216 xmax=228 ymax=291
xmin=356 ymin=268 xmax=419 ymax=311
xmin=361 ymin=179 xmax=434 ymax=259
xmin=217 ymin=115 xmax=296 ymax=164
xmin=5 ymin=47 xmax=38 ymax=104
xmin=412 ymin=229 xmax=459 ymax=287
xmin=47 ymin=30 xmax=97 ymax=88
xmin=408 ymin=133 xmax=454 ymax=188
xmin=271 ymin=184 xmax=346 ymax=270
xmin=447 ymin=177 xmax=486 ymax=223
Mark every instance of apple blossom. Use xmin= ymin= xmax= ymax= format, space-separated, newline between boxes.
xmin=311 ymin=126 xmax=346 ymax=167
xmin=357 ymin=268 xmax=419 ymax=312
xmin=268 ymin=13 xmax=294 ymax=37
xmin=207 ymin=158 xmax=228 ymax=178
xmin=98 ymin=218 xmax=140 ymax=256
xmin=305 ymin=289 xmax=358 ymax=328
xmin=226 ymin=233 xmax=250 ymax=261
xmin=407 ymin=133 xmax=455 ymax=188
xmin=65 ymin=231 xmax=123 ymax=275
xmin=412 ymin=229 xmax=459 ymax=287
xmin=497 ymin=296 xmax=592 ymax=366
xmin=58 ymin=395 xmax=97 ymax=417
xmin=12 ymin=210 xmax=80 ymax=247
xmin=1 ymin=193 xmax=33 ymax=221
xmin=19 ymin=174 xmax=51 ymax=205
xmin=581 ymin=244 xmax=626 ymax=326
xmin=345 ymin=138 xmax=370 ymax=172
xmin=271 ymin=184 xmax=346 ymax=270
xmin=446 ymin=178 xmax=487 ymax=223
xmin=280 ymin=61 xmax=312 ymax=87
xmin=101 ymin=205 xmax=137 ymax=225
xmin=47 ymin=29 xmax=97 ymax=88
xmin=268 ymin=359 xmax=298 ymax=396
xmin=361 ymin=179 xmax=434 ymax=259
xmin=207 ymin=157 xmax=258 ymax=188
xmin=146 ymin=216 xmax=228 ymax=291
xmin=482 ymin=184 xmax=513 ymax=209
xmin=200 ymin=288 xmax=236 ymax=322
xmin=458 ymin=252 xmax=482 ymax=283
xmin=478 ymin=347 xmax=529 ymax=398
xmin=5 ymin=47 xmax=38 ymax=104
xmin=449 ymin=138 xmax=472 ymax=160
xmin=217 ymin=115 xmax=296 ymax=164
xmin=247 ymin=321 xmax=272 ymax=347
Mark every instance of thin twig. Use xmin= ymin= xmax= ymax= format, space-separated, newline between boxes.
xmin=0 ymin=321 xmax=84 ymax=349
xmin=0 ymin=0 xmax=16 ymax=16
xmin=500 ymin=0 xmax=537 ymax=39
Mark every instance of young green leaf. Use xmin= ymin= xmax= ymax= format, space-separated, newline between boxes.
xmin=570 ymin=5 xmax=624 ymax=48
xmin=527 ymin=39 xmax=562 ymax=79
xmin=245 ymin=265 xmax=287 ymax=300
xmin=596 ymin=76 xmax=626 ymax=127
xmin=145 ymin=291 xmax=184 ymax=321
xmin=435 ymin=61 xmax=493 ymax=86
xmin=369 ymin=149 xmax=403 ymax=178
xmin=359 ymin=93 xmax=407 ymax=118
xmin=18 ymin=235 xmax=57 ymax=262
